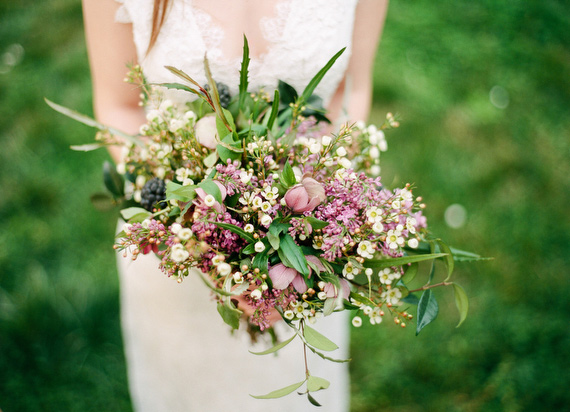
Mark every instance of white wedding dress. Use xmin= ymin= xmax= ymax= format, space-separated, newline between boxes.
xmin=115 ymin=1 xmax=358 ymax=411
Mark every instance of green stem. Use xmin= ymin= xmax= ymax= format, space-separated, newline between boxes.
xmin=408 ymin=281 xmax=453 ymax=293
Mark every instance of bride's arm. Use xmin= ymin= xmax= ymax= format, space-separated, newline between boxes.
xmin=83 ymin=0 xmax=147 ymax=163
xmin=327 ymin=0 xmax=389 ymax=123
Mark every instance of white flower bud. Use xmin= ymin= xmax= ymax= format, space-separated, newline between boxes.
xmin=250 ymin=289 xmax=262 ymax=300
xmin=254 ymin=241 xmax=265 ymax=252
xmin=321 ymin=135 xmax=332 ymax=146
xmin=336 ymin=147 xmax=347 ymax=157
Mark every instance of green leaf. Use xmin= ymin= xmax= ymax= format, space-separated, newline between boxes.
xmin=363 ymin=253 xmax=449 ymax=270
xmin=120 ymin=207 xmax=151 ymax=221
xmin=164 ymin=66 xmax=203 ymax=89
xmin=252 ymin=250 xmax=269 ymax=272
xmin=278 ymin=80 xmax=298 ymax=105
xmin=402 ymin=262 xmax=419 ymax=284
xmin=238 ymin=35 xmax=250 ymax=108
xmin=103 ymin=161 xmax=124 ymax=198
xmin=251 ymin=380 xmax=306 ymax=399
xmin=45 ymin=98 xmax=144 ymax=147
xmin=452 ymin=283 xmax=469 ymax=327
xmin=204 ymin=56 xmax=232 ymax=131
xmin=307 ymin=393 xmax=322 ymax=407
xmin=450 ymin=247 xmax=491 ymax=262
xmin=280 ymin=160 xmax=297 ymax=188
xmin=307 ymin=375 xmax=330 ymax=392
xmin=197 ymin=179 xmax=222 ymax=203
xmin=267 ymin=89 xmax=280 ymax=130
xmin=166 ymin=181 xmax=196 ymax=202
xmin=203 ymin=151 xmax=218 ymax=168
xmin=249 ymin=333 xmax=296 ymax=355
xmin=416 ymin=289 xmax=439 ymax=335
xmin=217 ymin=301 xmax=242 ymax=330
xmin=278 ymin=234 xmax=309 ymax=276
xmin=267 ymin=231 xmax=280 ymax=250
xmin=303 ymin=325 xmax=338 ymax=352
xmin=216 ymin=133 xmax=242 ymax=163
xmin=215 ymin=108 xmax=236 ymax=140
xmin=158 ymin=82 xmax=202 ymax=97
xmin=349 ymin=292 xmax=375 ymax=308
xmin=242 ymin=243 xmax=256 ymax=255
xmin=437 ymin=239 xmax=455 ymax=281
xmin=305 ymin=216 xmax=329 ymax=230
xmin=208 ymin=221 xmax=255 ymax=243
xmin=300 ymin=48 xmax=346 ymax=103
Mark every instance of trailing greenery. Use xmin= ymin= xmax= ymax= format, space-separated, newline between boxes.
xmin=0 ymin=0 xmax=568 ymax=411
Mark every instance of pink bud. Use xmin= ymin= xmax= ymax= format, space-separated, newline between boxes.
xmin=194 ymin=115 xmax=218 ymax=149
xmin=284 ymin=177 xmax=326 ymax=213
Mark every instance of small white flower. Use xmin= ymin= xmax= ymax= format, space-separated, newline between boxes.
xmin=357 ymin=240 xmax=374 ymax=259
xmin=392 ymin=200 xmax=402 ymax=210
xmin=211 ymin=255 xmax=225 ymax=266
xmin=178 ymin=228 xmax=193 ymax=241
xmin=321 ymin=135 xmax=332 ymax=146
xmin=336 ymin=147 xmax=347 ymax=157
xmin=171 ymin=244 xmax=189 ymax=263
xmin=183 ymin=110 xmax=197 ymax=124
xmin=116 ymin=163 xmax=126 ymax=175
xmin=382 ymin=287 xmax=402 ymax=305
xmin=133 ymin=190 xmax=142 ymax=203
xmin=342 ymin=264 xmax=359 ymax=280
xmin=158 ymin=99 xmax=173 ymax=113
xmin=317 ymin=291 xmax=327 ymax=300
xmin=367 ymin=125 xmax=378 ymax=134
xmin=135 ymin=175 xmax=146 ymax=188
xmin=263 ymin=186 xmax=279 ymax=201
xmin=372 ymin=221 xmax=384 ymax=234
xmin=371 ymin=165 xmax=381 ymax=175
xmin=386 ymin=229 xmax=404 ymax=250
xmin=378 ymin=139 xmax=388 ymax=152
xmin=252 ymin=196 xmax=263 ymax=209
xmin=369 ymin=146 xmax=380 ymax=159
xmin=122 ymin=223 xmax=132 ymax=234
xmin=366 ymin=207 xmax=383 ymax=223
xmin=204 ymin=194 xmax=216 ymax=207
xmin=170 ymin=223 xmax=182 ymax=234
xmin=216 ymin=262 xmax=232 ymax=276
xmin=260 ymin=214 xmax=272 ymax=227
xmin=155 ymin=167 xmax=166 ymax=179
xmin=261 ymin=201 xmax=272 ymax=213
xmin=338 ymin=157 xmax=352 ymax=169
xmin=239 ymin=170 xmax=252 ymax=184
xmin=141 ymin=219 xmax=151 ymax=229
xmin=352 ymin=316 xmax=363 ymax=327
xmin=244 ymin=224 xmax=254 ymax=233
xmin=250 ymin=289 xmax=262 ymax=300
xmin=169 ymin=118 xmax=185 ymax=133
xmin=363 ymin=306 xmax=373 ymax=315
xmin=309 ymin=140 xmax=322 ymax=154
xmin=145 ymin=110 xmax=161 ymax=122
xmin=254 ymin=241 xmax=265 ymax=253
xmin=365 ymin=268 xmax=373 ymax=278
xmin=284 ymin=310 xmax=295 ymax=320
xmin=233 ymin=272 xmax=243 ymax=283
xmin=408 ymin=238 xmax=419 ymax=248
xmin=406 ymin=217 xmax=417 ymax=234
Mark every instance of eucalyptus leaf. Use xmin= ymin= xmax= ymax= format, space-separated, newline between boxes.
xmin=251 ymin=380 xmax=305 ymax=399
xmin=307 ymin=393 xmax=322 ymax=407
xmin=452 ymin=283 xmax=469 ymax=327
xmin=416 ymin=289 xmax=439 ymax=335
xmin=249 ymin=333 xmax=296 ymax=355
xmin=303 ymin=325 xmax=338 ymax=352
xmin=307 ymin=375 xmax=330 ymax=392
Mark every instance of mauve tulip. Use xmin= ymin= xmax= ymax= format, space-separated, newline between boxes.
xmin=284 ymin=177 xmax=326 ymax=213
xmin=194 ymin=114 xmax=219 ymax=149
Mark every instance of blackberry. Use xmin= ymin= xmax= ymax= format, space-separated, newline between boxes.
xmin=140 ymin=178 xmax=167 ymax=211
xmin=204 ymin=82 xmax=231 ymax=109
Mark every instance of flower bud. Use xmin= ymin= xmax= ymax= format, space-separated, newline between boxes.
xmin=284 ymin=177 xmax=326 ymax=213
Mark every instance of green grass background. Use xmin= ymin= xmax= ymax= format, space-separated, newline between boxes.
xmin=1 ymin=1 xmax=568 ymax=411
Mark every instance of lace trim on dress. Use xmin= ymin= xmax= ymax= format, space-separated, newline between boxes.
xmin=114 ymin=0 xmax=132 ymax=23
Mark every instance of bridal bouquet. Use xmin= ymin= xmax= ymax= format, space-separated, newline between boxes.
xmin=48 ymin=38 xmax=482 ymax=405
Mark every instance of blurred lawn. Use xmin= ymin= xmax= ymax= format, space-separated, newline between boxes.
xmin=1 ymin=1 xmax=568 ymax=411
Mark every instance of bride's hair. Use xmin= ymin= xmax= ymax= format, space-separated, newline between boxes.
xmin=149 ymin=0 xmax=170 ymax=52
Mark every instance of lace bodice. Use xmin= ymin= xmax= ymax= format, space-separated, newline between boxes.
xmin=116 ymin=0 xmax=358 ymax=107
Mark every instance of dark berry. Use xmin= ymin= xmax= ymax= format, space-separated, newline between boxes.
xmin=140 ymin=178 xmax=167 ymax=211
xmin=204 ymin=82 xmax=231 ymax=109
